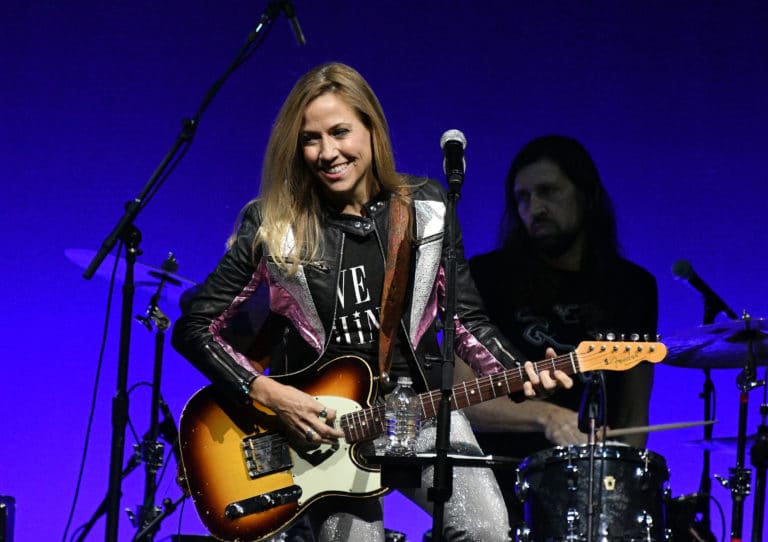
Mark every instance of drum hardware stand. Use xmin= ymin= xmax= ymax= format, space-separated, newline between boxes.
xmin=129 ymin=255 xmax=181 ymax=542
xmin=577 ymin=370 xmax=606 ymax=542
xmin=714 ymin=313 xmax=763 ymax=542
xmin=749 ymin=367 xmax=768 ymax=542
xmin=77 ymin=4 xmax=304 ymax=539
xmin=686 ymin=271 xmax=739 ymax=541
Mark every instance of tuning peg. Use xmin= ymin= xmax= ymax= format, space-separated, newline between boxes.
xmin=596 ymin=333 xmax=604 ymax=340
xmin=631 ymin=333 xmax=640 ymax=341
xmin=643 ymin=333 xmax=650 ymax=341
xmin=606 ymin=332 xmax=616 ymax=341
xmin=620 ymin=333 xmax=626 ymax=341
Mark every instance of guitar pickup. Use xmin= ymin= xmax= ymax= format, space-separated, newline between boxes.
xmin=242 ymin=432 xmax=293 ymax=479
xmin=224 ymin=485 xmax=303 ymax=519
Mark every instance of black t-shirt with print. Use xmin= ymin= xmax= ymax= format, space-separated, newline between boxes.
xmin=468 ymin=249 xmax=658 ymax=458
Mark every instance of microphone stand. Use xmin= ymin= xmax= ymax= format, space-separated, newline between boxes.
xmin=104 ymin=227 xmax=141 ymax=541
xmin=78 ymin=4 xmax=301 ymax=539
xmin=578 ymin=371 xmax=605 ymax=542
xmin=427 ymin=172 xmax=462 ymax=542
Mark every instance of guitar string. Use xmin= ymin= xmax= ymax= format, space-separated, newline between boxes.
xmin=341 ymin=345 xmax=660 ymax=442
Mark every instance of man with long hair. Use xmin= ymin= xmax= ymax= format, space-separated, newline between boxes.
xmin=464 ymin=134 xmax=657 ymax=528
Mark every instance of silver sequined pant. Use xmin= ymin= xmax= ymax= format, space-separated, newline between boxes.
xmin=302 ymin=411 xmax=511 ymax=542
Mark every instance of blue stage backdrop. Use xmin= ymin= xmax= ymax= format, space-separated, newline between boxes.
xmin=2 ymin=2 xmax=767 ymax=541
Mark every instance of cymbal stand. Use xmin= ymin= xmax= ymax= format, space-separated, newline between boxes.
xmin=750 ymin=363 xmax=768 ymax=542
xmin=693 ymin=293 xmax=738 ymax=538
xmin=130 ymin=258 xmax=174 ymax=542
xmin=719 ymin=314 xmax=762 ymax=542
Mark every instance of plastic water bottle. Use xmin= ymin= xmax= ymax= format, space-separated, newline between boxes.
xmin=384 ymin=376 xmax=421 ymax=456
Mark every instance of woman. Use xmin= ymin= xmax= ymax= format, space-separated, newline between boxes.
xmin=172 ymin=62 xmax=569 ymax=541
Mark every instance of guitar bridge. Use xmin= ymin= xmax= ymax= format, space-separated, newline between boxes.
xmin=242 ymin=432 xmax=293 ymax=479
xmin=225 ymin=485 xmax=303 ymax=519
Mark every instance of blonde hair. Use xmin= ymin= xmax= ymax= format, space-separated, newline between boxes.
xmin=249 ymin=62 xmax=405 ymax=274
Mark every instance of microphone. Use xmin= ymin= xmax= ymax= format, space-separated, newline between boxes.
xmin=672 ymin=260 xmax=738 ymax=320
xmin=440 ymin=129 xmax=467 ymax=187
xmin=281 ymin=1 xmax=306 ymax=46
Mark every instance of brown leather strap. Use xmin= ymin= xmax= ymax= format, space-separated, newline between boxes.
xmin=378 ymin=187 xmax=412 ymax=382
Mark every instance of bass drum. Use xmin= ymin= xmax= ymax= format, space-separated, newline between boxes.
xmin=515 ymin=444 xmax=670 ymax=542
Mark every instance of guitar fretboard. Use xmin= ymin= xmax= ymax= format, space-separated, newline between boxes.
xmin=340 ymin=352 xmax=578 ymax=443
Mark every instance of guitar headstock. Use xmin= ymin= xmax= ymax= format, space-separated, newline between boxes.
xmin=575 ymin=340 xmax=667 ymax=373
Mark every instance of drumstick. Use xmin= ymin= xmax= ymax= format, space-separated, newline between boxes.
xmin=605 ymin=420 xmax=716 ymax=438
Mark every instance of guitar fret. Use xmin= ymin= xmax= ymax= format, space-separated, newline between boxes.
xmin=459 ymin=380 xmax=470 ymax=409
xmin=343 ymin=412 xmax=356 ymax=442
xmin=491 ymin=373 xmax=505 ymax=398
xmin=425 ymin=391 xmax=437 ymax=419
xmin=474 ymin=377 xmax=483 ymax=404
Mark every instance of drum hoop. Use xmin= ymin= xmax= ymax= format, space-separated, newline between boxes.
xmin=517 ymin=443 xmax=668 ymax=473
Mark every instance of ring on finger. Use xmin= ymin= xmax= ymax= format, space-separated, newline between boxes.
xmin=318 ymin=407 xmax=328 ymax=419
xmin=305 ymin=428 xmax=316 ymax=441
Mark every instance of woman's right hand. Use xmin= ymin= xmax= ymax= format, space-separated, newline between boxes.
xmin=249 ymin=376 xmax=345 ymax=445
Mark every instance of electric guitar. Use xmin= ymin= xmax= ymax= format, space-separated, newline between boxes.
xmin=179 ymin=340 xmax=666 ymax=541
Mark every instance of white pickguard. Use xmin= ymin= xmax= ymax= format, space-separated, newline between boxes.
xmin=288 ymin=395 xmax=382 ymax=504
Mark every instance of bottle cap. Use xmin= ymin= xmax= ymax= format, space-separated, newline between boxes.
xmin=396 ymin=376 xmax=413 ymax=386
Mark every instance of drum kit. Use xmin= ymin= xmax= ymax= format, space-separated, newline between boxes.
xmin=513 ymin=317 xmax=768 ymax=542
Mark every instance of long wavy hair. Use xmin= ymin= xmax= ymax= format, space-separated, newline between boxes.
xmin=500 ymin=135 xmax=619 ymax=264
xmin=252 ymin=62 xmax=404 ymax=273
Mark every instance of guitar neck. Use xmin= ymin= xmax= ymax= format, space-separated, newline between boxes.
xmin=418 ymin=352 xmax=577 ymax=419
xmin=339 ymin=340 xmax=665 ymax=443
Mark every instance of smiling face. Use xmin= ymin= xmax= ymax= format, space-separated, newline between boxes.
xmin=300 ymin=92 xmax=376 ymax=215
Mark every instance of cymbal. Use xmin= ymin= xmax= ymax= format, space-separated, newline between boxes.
xmin=66 ymin=248 xmax=197 ymax=297
xmin=664 ymin=318 xmax=768 ymax=369
xmin=686 ymin=433 xmax=757 ymax=452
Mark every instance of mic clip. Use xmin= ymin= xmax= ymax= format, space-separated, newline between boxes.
xmin=578 ymin=371 xmax=605 ymax=436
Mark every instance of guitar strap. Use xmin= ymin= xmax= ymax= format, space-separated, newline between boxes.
xmin=377 ymin=186 xmax=412 ymax=383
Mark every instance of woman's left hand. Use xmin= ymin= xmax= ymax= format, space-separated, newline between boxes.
xmin=522 ymin=347 xmax=573 ymax=398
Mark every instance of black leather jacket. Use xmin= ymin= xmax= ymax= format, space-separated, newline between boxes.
xmin=171 ymin=177 xmax=522 ymax=397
